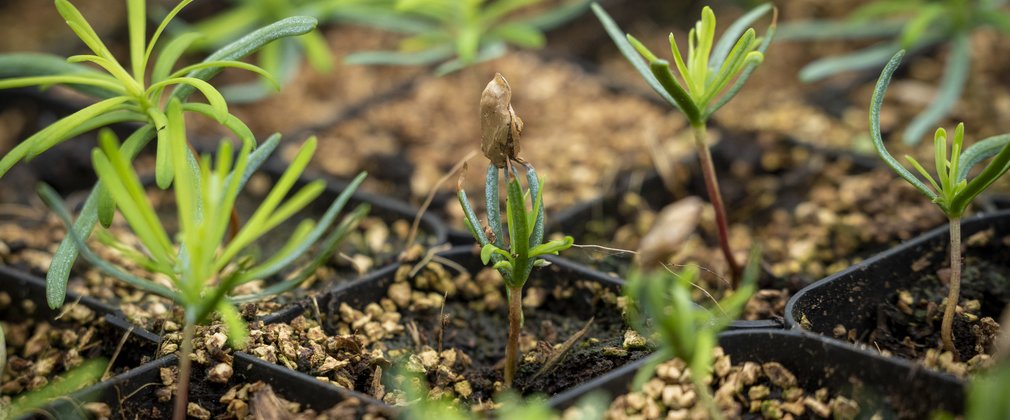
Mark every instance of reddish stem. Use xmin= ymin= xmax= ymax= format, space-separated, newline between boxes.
xmin=172 ymin=321 xmax=195 ymax=420
xmin=692 ymin=123 xmax=741 ymax=286
xmin=504 ymin=286 xmax=523 ymax=388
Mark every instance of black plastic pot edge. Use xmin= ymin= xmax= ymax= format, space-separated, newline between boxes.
xmin=784 ymin=208 xmax=1010 ymax=359
xmin=29 ymin=355 xmax=178 ymax=420
xmin=0 ymin=265 xmax=116 ymax=317
xmin=231 ymin=352 xmax=397 ymax=416
xmin=0 ymin=265 xmax=163 ymax=349
xmin=547 ymin=253 xmax=781 ymax=331
xmin=547 ymin=329 xmax=966 ymax=417
xmin=260 ymin=261 xmax=403 ymax=326
xmin=311 ymin=245 xmax=626 ymax=321
xmin=33 ymin=352 xmax=395 ymax=418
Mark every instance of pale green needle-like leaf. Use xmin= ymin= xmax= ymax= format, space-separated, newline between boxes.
xmin=45 ymin=125 xmax=155 ymax=309
xmin=591 ymin=4 xmax=678 ymax=108
xmin=299 ymin=29 xmax=335 ymax=72
xmin=149 ymin=77 xmax=229 ymax=122
xmin=24 ymin=96 xmax=132 ymax=160
xmin=37 ymin=183 xmax=179 ymax=300
xmin=345 ymin=46 xmax=455 ymax=66
xmin=0 ymin=75 xmax=124 ymax=94
xmin=216 ymin=300 xmax=248 ymax=348
xmin=181 ymin=103 xmax=256 ymax=147
xmin=170 ymin=61 xmax=279 ymax=92
xmin=145 ymin=0 xmax=195 ymax=67
xmin=491 ymin=23 xmax=546 ymax=49
xmin=528 ymin=236 xmax=574 ymax=257
xmin=65 ymin=55 xmax=141 ymax=94
xmin=126 ymin=0 xmax=146 ymax=81
xmin=711 ymin=3 xmax=772 ymax=70
xmin=152 ymin=32 xmax=204 ymax=85
xmin=261 ymin=181 xmax=326 ymax=230
xmin=958 ymin=134 xmax=1010 ymax=182
xmin=800 ymin=42 xmax=901 ymax=82
xmin=55 ymin=0 xmax=114 ymax=61
xmin=92 ymin=132 xmax=174 ymax=264
xmin=905 ymin=155 xmax=942 ymax=193
xmin=869 ymin=50 xmax=939 ymax=201
xmin=171 ymin=16 xmax=318 ymax=102
xmin=230 ymin=204 xmax=369 ymax=303
xmin=219 ymin=138 xmax=317 ymax=264
xmin=903 ymin=34 xmax=970 ymax=145
xmin=935 ymin=127 xmax=950 ymax=191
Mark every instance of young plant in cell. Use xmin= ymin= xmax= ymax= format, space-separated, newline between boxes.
xmin=177 ymin=0 xmax=397 ymax=101
xmin=37 ymin=102 xmax=370 ymax=419
xmin=779 ymin=0 xmax=1010 ymax=145
xmin=593 ymin=3 xmax=775 ymax=284
xmin=870 ymin=50 xmax=1010 ymax=358
xmin=457 ymin=74 xmax=574 ymax=388
xmin=0 ymin=0 xmax=317 ymax=310
xmin=623 ymin=247 xmax=760 ymax=420
xmin=345 ymin=0 xmax=591 ymax=75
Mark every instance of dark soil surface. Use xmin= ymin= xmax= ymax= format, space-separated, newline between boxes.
xmin=0 ymin=293 xmax=156 ymax=405
xmin=115 ymin=360 xmax=386 ymax=419
xmin=834 ymin=230 xmax=1010 ymax=376
xmin=557 ymin=134 xmax=945 ymax=320
xmin=247 ymin=260 xmax=650 ymax=412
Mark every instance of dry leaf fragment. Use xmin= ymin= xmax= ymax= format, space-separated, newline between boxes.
xmin=480 ymin=73 xmax=524 ymax=168
xmin=637 ymin=197 xmax=703 ymax=268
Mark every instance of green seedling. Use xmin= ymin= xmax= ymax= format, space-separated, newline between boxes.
xmin=457 ymin=161 xmax=574 ymax=388
xmin=345 ymin=0 xmax=591 ymax=75
xmin=624 ymin=247 xmax=760 ymax=420
xmin=457 ymin=74 xmax=573 ymax=388
xmin=177 ymin=0 xmax=396 ymax=101
xmin=37 ymin=107 xmax=369 ymax=419
xmin=0 ymin=0 xmax=317 ymax=310
xmin=593 ymin=3 xmax=775 ymax=284
xmin=780 ymin=0 xmax=1010 ymax=145
xmin=870 ymin=50 xmax=1010 ymax=358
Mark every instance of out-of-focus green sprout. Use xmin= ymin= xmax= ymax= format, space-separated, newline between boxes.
xmin=345 ymin=0 xmax=591 ymax=75
xmin=624 ymin=247 xmax=761 ymax=420
xmin=780 ymin=0 xmax=1010 ymax=145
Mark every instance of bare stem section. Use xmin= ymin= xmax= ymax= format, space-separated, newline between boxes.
xmin=941 ymin=217 xmax=962 ymax=358
xmin=172 ymin=321 xmax=196 ymax=420
xmin=692 ymin=123 xmax=741 ymax=284
xmin=504 ymin=286 xmax=523 ymax=388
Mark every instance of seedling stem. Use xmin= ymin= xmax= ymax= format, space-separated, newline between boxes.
xmin=692 ymin=122 xmax=740 ymax=283
xmin=942 ymin=217 xmax=962 ymax=355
